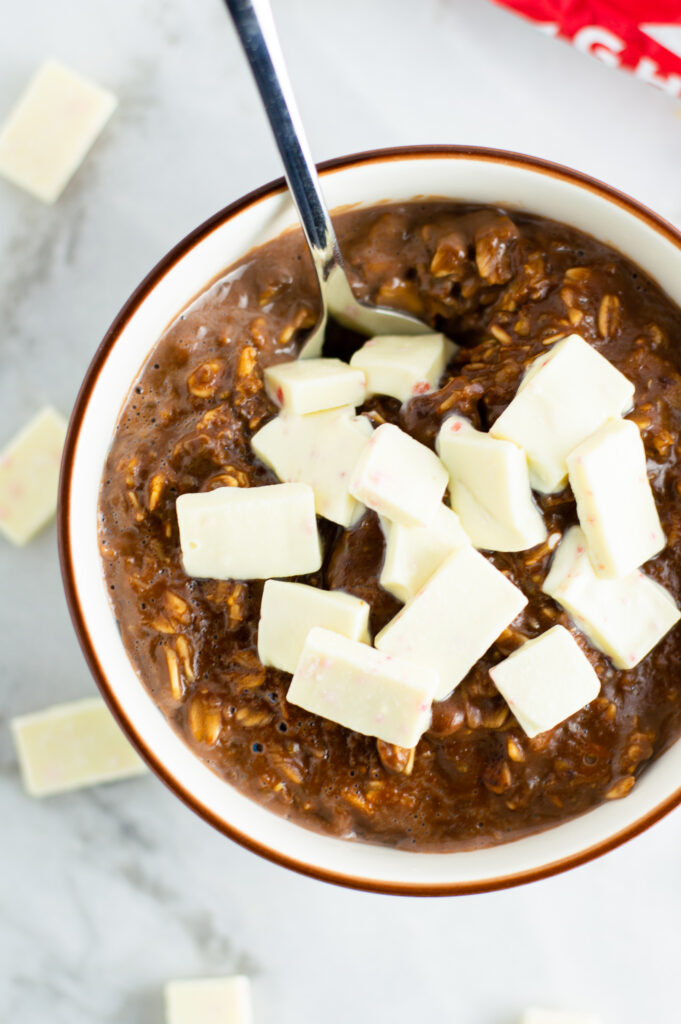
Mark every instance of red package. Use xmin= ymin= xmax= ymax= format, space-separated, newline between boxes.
xmin=492 ymin=0 xmax=681 ymax=98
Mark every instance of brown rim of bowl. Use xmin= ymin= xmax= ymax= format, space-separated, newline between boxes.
xmin=58 ymin=144 xmax=681 ymax=897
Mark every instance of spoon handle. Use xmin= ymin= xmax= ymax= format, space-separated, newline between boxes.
xmin=223 ymin=0 xmax=341 ymax=287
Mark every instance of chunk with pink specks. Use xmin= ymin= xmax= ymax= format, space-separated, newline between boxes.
xmin=376 ymin=545 xmax=527 ymax=700
xmin=11 ymin=697 xmax=145 ymax=796
xmin=251 ymin=406 xmax=373 ymax=527
xmin=0 ymin=406 xmax=67 ymax=546
xmin=567 ymin=417 xmax=664 ymax=578
xmin=287 ymin=627 xmax=437 ymax=747
xmin=165 ymin=975 xmax=253 ymax=1024
xmin=543 ymin=525 xmax=679 ymax=669
xmin=490 ymin=626 xmax=600 ymax=738
xmin=258 ymin=580 xmax=370 ymax=674
xmin=349 ymin=422 xmax=448 ymax=527
xmin=380 ymin=504 xmax=470 ymax=603
xmin=176 ymin=482 xmax=321 ymax=579
xmin=263 ymin=357 xmax=366 ymax=415
xmin=349 ymin=333 xmax=456 ymax=403
xmin=490 ymin=334 xmax=634 ymax=493
xmin=436 ymin=414 xmax=546 ymax=552
xmin=0 ymin=61 xmax=117 ymax=203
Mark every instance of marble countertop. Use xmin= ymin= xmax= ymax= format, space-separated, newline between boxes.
xmin=2 ymin=1 xmax=681 ymax=1020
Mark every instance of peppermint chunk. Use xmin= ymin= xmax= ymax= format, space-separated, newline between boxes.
xmin=0 ymin=60 xmax=117 ymax=203
xmin=251 ymin=407 xmax=372 ymax=527
xmin=0 ymin=406 xmax=67 ymax=546
xmin=350 ymin=333 xmax=456 ymax=402
xmin=380 ymin=504 xmax=470 ymax=603
xmin=437 ymin=415 xmax=546 ymax=551
xmin=288 ymin=627 xmax=437 ymax=748
xmin=520 ymin=1009 xmax=602 ymax=1024
xmin=176 ymin=482 xmax=321 ymax=579
xmin=349 ymin=422 xmax=448 ymax=527
xmin=490 ymin=625 xmax=600 ymax=738
xmin=264 ymin=357 xmax=366 ymax=415
xmin=490 ymin=334 xmax=634 ymax=493
xmin=543 ymin=526 xmax=679 ymax=669
xmin=11 ymin=698 xmax=145 ymax=797
xmin=165 ymin=976 xmax=252 ymax=1024
xmin=258 ymin=580 xmax=370 ymax=674
xmin=376 ymin=546 xmax=527 ymax=700
xmin=567 ymin=418 xmax=664 ymax=578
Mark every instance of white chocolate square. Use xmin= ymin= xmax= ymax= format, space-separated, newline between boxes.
xmin=520 ymin=1009 xmax=602 ymax=1024
xmin=380 ymin=504 xmax=470 ymax=603
xmin=567 ymin=417 xmax=664 ymax=578
xmin=490 ymin=625 xmax=600 ymax=738
xmin=490 ymin=334 xmax=635 ymax=493
xmin=543 ymin=526 xmax=679 ymax=669
xmin=376 ymin=546 xmax=527 ymax=700
xmin=176 ymin=482 xmax=321 ymax=580
xmin=258 ymin=580 xmax=370 ymax=673
xmin=349 ymin=333 xmax=456 ymax=403
xmin=264 ymin=357 xmax=366 ymax=415
xmin=11 ymin=697 xmax=145 ymax=797
xmin=251 ymin=407 xmax=372 ymax=527
xmin=165 ymin=976 xmax=252 ymax=1024
xmin=0 ymin=60 xmax=117 ymax=203
xmin=0 ymin=406 xmax=67 ymax=546
xmin=437 ymin=415 xmax=547 ymax=551
xmin=349 ymin=422 xmax=448 ymax=527
xmin=287 ymin=627 xmax=437 ymax=747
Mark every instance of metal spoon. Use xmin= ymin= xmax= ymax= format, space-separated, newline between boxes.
xmin=223 ymin=0 xmax=429 ymax=357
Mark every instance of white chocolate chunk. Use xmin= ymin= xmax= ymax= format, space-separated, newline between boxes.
xmin=176 ymin=482 xmax=321 ymax=580
xmin=0 ymin=60 xmax=117 ymax=203
xmin=258 ymin=580 xmax=371 ymax=674
xmin=437 ymin=415 xmax=547 ymax=551
xmin=543 ymin=526 xmax=679 ymax=669
xmin=490 ymin=625 xmax=600 ymax=738
xmin=520 ymin=1009 xmax=602 ymax=1024
xmin=349 ymin=422 xmax=448 ymax=527
xmin=165 ymin=976 xmax=253 ymax=1024
xmin=264 ymin=357 xmax=366 ymax=415
xmin=0 ymin=406 xmax=67 ymax=546
xmin=11 ymin=697 xmax=145 ymax=797
xmin=380 ymin=504 xmax=470 ymax=603
xmin=567 ymin=418 xmax=664 ymax=578
xmin=376 ymin=546 xmax=527 ymax=700
xmin=288 ymin=627 xmax=437 ymax=747
xmin=349 ymin=333 xmax=456 ymax=402
xmin=251 ymin=407 xmax=373 ymax=527
xmin=490 ymin=334 xmax=635 ymax=493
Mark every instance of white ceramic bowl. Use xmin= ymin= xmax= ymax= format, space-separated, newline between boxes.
xmin=59 ymin=146 xmax=681 ymax=895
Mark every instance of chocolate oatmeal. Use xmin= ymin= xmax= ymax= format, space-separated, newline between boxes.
xmin=98 ymin=201 xmax=681 ymax=850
